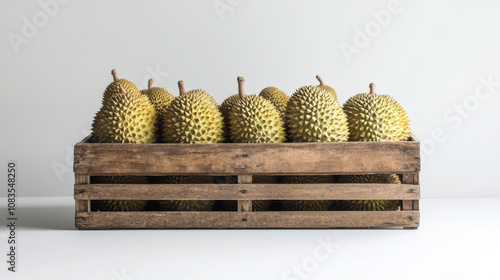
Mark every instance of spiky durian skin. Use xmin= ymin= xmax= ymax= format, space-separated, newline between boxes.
xmin=163 ymin=90 xmax=224 ymax=143
xmin=158 ymin=200 xmax=214 ymax=211
xmin=187 ymin=89 xmax=218 ymax=106
xmin=219 ymin=94 xmax=240 ymax=141
xmin=286 ymin=86 xmax=349 ymax=142
xmin=219 ymin=176 xmax=278 ymax=211
xmin=157 ymin=176 xmax=214 ymax=211
xmin=318 ymin=84 xmax=337 ymax=101
xmin=280 ymin=176 xmax=333 ymax=211
xmin=92 ymin=89 xmax=157 ymax=143
xmin=336 ymin=174 xmax=401 ymax=211
xmin=259 ymin=87 xmax=289 ymax=119
xmin=343 ymin=93 xmax=411 ymax=141
xmin=142 ymin=87 xmax=175 ymax=141
xmin=104 ymin=79 xmax=141 ymax=100
xmin=220 ymin=94 xmax=240 ymax=121
xmin=229 ymin=95 xmax=286 ymax=143
xmin=162 ymin=175 xmax=214 ymax=184
xmin=142 ymin=87 xmax=175 ymax=117
xmin=94 ymin=200 xmax=147 ymax=211
xmin=92 ymin=176 xmax=148 ymax=211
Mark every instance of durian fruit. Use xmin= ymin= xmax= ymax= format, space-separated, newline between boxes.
xmin=141 ymin=79 xmax=175 ymax=141
xmin=92 ymin=81 xmax=157 ymax=143
xmin=141 ymin=79 xmax=174 ymax=119
xmin=343 ymin=83 xmax=411 ymax=141
xmin=280 ymin=176 xmax=334 ymax=211
xmin=219 ymin=94 xmax=240 ymax=142
xmin=259 ymin=87 xmax=289 ymax=119
xmin=163 ymin=81 xmax=224 ymax=143
xmin=315 ymin=75 xmax=337 ymax=100
xmin=286 ymin=85 xmax=349 ymax=142
xmin=157 ymin=176 xmax=214 ymax=211
xmin=92 ymin=176 xmax=148 ymax=211
xmin=218 ymin=176 xmax=278 ymax=211
xmin=336 ymin=174 xmax=401 ymax=211
xmin=228 ymin=77 xmax=286 ymax=143
xmin=103 ymin=69 xmax=142 ymax=100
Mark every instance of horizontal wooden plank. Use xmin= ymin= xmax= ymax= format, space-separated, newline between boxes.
xmin=76 ymin=211 xmax=419 ymax=229
xmin=74 ymin=183 xmax=419 ymax=200
xmin=74 ymin=136 xmax=420 ymax=175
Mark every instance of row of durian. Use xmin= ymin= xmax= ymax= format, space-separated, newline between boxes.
xmin=91 ymin=69 xmax=411 ymax=144
xmin=92 ymin=174 xmax=402 ymax=212
xmin=90 ymin=69 xmax=412 ymax=212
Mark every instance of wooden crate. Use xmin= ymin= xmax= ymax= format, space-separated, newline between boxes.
xmin=74 ymin=134 xmax=420 ymax=229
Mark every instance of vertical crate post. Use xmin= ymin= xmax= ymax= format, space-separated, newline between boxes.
xmin=237 ymin=175 xmax=252 ymax=212
xmin=402 ymin=172 xmax=419 ymax=229
xmin=75 ymin=174 xmax=90 ymax=213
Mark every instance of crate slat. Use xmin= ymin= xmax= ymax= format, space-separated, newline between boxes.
xmin=74 ymin=139 xmax=420 ymax=176
xmin=74 ymin=183 xmax=420 ymax=200
xmin=76 ymin=211 xmax=419 ymax=229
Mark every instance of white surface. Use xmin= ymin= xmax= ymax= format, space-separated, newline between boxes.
xmin=0 ymin=197 xmax=498 ymax=280
xmin=0 ymin=0 xmax=500 ymax=198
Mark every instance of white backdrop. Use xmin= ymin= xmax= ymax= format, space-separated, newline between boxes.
xmin=1 ymin=0 xmax=499 ymax=198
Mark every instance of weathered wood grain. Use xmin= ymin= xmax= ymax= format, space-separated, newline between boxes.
xmin=74 ymin=138 xmax=420 ymax=176
xmin=74 ymin=134 xmax=421 ymax=230
xmin=76 ymin=211 xmax=419 ymax=229
xmin=74 ymin=174 xmax=90 ymax=214
xmin=74 ymin=183 xmax=420 ymax=200
xmin=237 ymin=175 xmax=252 ymax=212
xmin=402 ymin=172 xmax=420 ymax=229
xmin=402 ymin=173 xmax=420 ymax=210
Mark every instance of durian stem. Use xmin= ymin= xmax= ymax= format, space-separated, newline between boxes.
xmin=111 ymin=69 xmax=119 ymax=82
xmin=369 ymin=83 xmax=376 ymax=94
xmin=178 ymin=80 xmax=186 ymax=96
xmin=148 ymin=79 xmax=153 ymax=89
xmin=316 ymin=75 xmax=325 ymax=86
xmin=237 ymin=76 xmax=246 ymax=99
xmin=119 ymin=84 xmax=127 ymax=94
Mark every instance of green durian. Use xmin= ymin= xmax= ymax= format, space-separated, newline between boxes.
xmin=141 ymin=79 xmax=174 ymax=119
xmin=141 ymin=79 xmax=175 ymax=141
xmin=92 ymin=176 xmax=148 ymax=211
xmin=218 ymin=176 xmax=278 ymax=211
xmin=343 ymin=83 xmax=411 ymax=141
xmin=281 ymin=176 xmax=333 ymax=211
xmin=336 ymin=174 xmax=401 ymax=211
xmin=316 ymin=75 xmax=337 ymax=100
xmin=219 ymin=94 xmax=240 ymax=142
xmin=103 ymin=69 xmax=142 ymax=100
xmin=286 ymin=85 xmax=349 ymax=142
xmin=92 ymin=75 xmax=157 ymax=143
xmin=259 ymin=86 xmax=289 ymax=119
xmin=186 ymin=88 xmax=218 ymax=107
xmin=163 ymin=81 xmax=224 ymax=143
xmin=157 ymin=176 xmax=214 ymax=211
xmin=228 ymin=77 xmax=286 ymax=143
